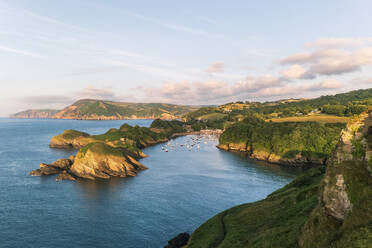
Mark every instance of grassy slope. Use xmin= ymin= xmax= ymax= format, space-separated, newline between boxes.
xmin=188 ymin=112 xmax=372 ymax=248
xmin=187 ymin=166 xmax=325 ymax=248
xmin=219 ymin=118 xmax=345 ymax=160
xmin=269 ymin=115 xmax=350 ymax=123
xmin=54 ymin=99 xmax=198 ymax=118
xmin=299 ymin=160 xmax=372 ymax=248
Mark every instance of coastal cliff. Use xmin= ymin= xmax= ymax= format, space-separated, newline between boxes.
xmin=12 ymin=99 xmax=198 ymax=120
xmin=70 ymin=142 xmax=147 ymax=180
xmin=185 ymin=110 xmax=372 ymax=248
xmin=10 ymin=109 xmax=60 ymax=119
xmin=217 ymin=116 xmax=345 ymax=166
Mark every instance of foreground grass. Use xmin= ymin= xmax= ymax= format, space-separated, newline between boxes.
xmin=187 ymin=166 xmax=325 ymax=248
xmin=268 ymin=115 xmax=350 ymax=123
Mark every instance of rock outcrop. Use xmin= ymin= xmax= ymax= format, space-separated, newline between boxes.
xmin=298 ymin=110 xmax=372 ymax=247
xmin=186 ymin=110 xmax=372 ymax=248
xmin=29 ymin=157 xmax=74 ymax=178
xmin=70 ymin=142 xmax=147 ymax=180
xmin=31 ymin=143 xmax=146 ymax=181
xmin=217 ymin=143 xmax=326 ymax=166
xmin=320 ymin=111 xmax=372 ymax=221
xmin=165 ymin=233 xmax=190 ymax=248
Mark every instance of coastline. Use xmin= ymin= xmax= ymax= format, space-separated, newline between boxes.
xmin=216 ymin=144 xmax=326 ymax=167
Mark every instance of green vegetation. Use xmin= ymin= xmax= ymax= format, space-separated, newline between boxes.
xmin=184 ymin=88 xmax=372 ymax=130
xmin=299 ymin=161 xmax=372 ymax=248
xmin=150 ymin=119 xmax=186 ymax=133
xmin=269 ymin=115 xmax=350 ymax=123
xmin=219 ymin=116 xmax=345 ymax=160
xmin=188 ymin=111 xmax=372 ymax=248
xmin=59 ymin=129 xmax=90 ymax=140
xmin=78 ymin=142 xmax=123 ymax=157
xmin=51 ymin=119 xmax=191 ymax=157
xmin=187 ymin=166 xmax=325 ymax=248
xmin=53 ymin=99 xmax=199 ymax=119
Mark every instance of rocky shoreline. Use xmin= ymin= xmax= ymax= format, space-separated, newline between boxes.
xmin=216 ymin=143 xmax=326 ymax=166
xmin=31 ymin=121 xmax=221 ymax=181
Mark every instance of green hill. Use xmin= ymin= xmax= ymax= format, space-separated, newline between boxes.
xmin=184 ymin=88 xmax=372 ymax=127
xmin=12 ymin=99 xmax=198 ymax=120
xmin=186 ymin=111 xmax=372 ymax=248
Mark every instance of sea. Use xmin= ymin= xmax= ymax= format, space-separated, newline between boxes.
xmin=0 ymin=118 xmax=301 ymax=248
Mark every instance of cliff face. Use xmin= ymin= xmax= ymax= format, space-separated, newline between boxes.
xmin=186 ymin=111 xmax=372 ymax=248
xmin=217 ymin=119 xmax=344 ymax=167
xmin=217 ymin=143 xmax=327 ymax=166
xmin=12 ymin=99 xmax=198 ymax=120
xmin=299 ymin=110 xmax=372 ymax=248
xmin=70 ymin=143 xmax=147 ymax=180
xmin=31 ymin=143 xmax=146 ymax=180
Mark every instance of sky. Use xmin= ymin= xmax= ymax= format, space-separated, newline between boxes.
xmin=1 ymin=0 xmax=372 ymax=116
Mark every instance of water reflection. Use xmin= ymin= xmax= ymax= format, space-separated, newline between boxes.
xmin=74 ymin=176 xmax=133 ymax=202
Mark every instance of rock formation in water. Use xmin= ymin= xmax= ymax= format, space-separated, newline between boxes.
xmin=30 ymin=143 xmax=146 ymax=181
xmin=70 ymin=142 xmax=147 ymax=180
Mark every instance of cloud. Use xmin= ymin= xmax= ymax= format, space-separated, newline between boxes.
xmin=305 ymin=37 xmax=372 ymax=48
xmin=205 ymin=61 xmax=225 ymax=73
xmin=307 ymin=79 xmax=343 ymax=91
xmin=21 ymin=95 xmax=74 ymax=105
xmin=76 ymin=86 xmax=117 ymax=100
xmin=0 ymin=45 xmax=47 ymax=59
xmin=279 ymin=46 xmax=372 ymax=79
xmin=280 ymin=64 xmax=306 ymax=79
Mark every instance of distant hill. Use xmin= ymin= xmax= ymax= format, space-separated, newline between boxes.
xmin=10 ymin=109 xmax=60 ymax=119
xmin=184 ymin=88 xmax=372 ymax=122
xmin=11 ymin=99 xmax=199 ymax=120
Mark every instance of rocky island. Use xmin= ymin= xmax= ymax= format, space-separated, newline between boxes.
xmin=30 ymin=119 xmax=190 ymax=181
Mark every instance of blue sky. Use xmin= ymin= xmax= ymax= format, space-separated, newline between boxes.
xmin=1 ymin=0 xmax=372 ymax=116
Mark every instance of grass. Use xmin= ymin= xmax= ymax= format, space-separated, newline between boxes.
xmin=300 ymin=159 xmax=372 ymax=248
xmin=187 ymin=166 xmax=325 ymax=248
xmin=197 ymin=112 xmax=228 ymax=121
xmin=268 ymin=115 xmax=350 ymax=123
xmin=60 ymin=129 xmax=89 ymax=139
xmin=78 ymin=142 xmax=123 ymax=157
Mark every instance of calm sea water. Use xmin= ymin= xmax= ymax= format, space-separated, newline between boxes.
xmin=0 ymin=118 xmax=300 ymax=248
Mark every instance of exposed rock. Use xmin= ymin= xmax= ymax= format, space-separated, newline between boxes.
xmin=165 ymin=232 xmax=190 ymax=248
xmin=322 ymin=174 xmax=352 ymax=220
xmin=321 ymin=111 xmax=372 ymax=221
xmin=50 ymin=158 xmax=73 ymax=169
xmin=70 ymin=142 xmax=147 ymax=180
xmin=217 ymin=144 xmax=325 ymax=166
xmin=29 ymin=163 xmax=60 ymax=176
xmin=56 ymin=171 xmax=76 ymax=181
